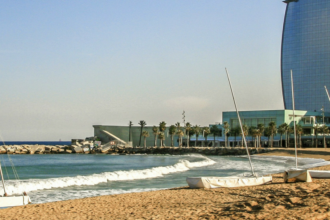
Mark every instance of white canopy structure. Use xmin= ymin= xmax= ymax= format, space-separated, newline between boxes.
xmin=186 ymin=69 xmax=273 ymax=189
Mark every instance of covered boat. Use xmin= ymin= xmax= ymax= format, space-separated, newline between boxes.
xmin=309 ymin=170 xmax=330 ymax=178
xmin=186 ymin=176 xmax=272 ymax=189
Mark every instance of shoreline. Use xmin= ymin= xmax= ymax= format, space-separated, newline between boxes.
xmin=1 ymin=150 xmax=330 ymax=219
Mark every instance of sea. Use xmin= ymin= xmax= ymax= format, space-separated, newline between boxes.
xmin=0 ymin=153 xmax=329 ymax=204
xmin=0 ymin=141 xmax=71 ymax=146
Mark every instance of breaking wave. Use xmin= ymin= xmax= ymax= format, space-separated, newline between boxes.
xmin=1 ymin=156 xmax=215 ymax=195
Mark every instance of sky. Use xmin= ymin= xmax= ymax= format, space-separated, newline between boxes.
xmin=0 ymin=0 xmax=287 ymax=141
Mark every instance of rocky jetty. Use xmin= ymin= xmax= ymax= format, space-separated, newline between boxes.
xmin=0 ymin=143 xmax=271 ymax=156
xmin=0 ymin=136 xmax=271 ymax=156
xmin=103 ymin=146 xmax=270 ymax=156
xmin=0 ymin=144 xmax=72 ymax=154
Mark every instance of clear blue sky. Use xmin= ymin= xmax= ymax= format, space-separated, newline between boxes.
xmin=0 ymin=1 xmax=287 ymax=141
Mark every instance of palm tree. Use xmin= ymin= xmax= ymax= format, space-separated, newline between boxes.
xmin=230 ymin=126 xmax=240 ymax=147
xmin=296 ymin=124 xmax=303 ymax=148
xmin=257 ymin=124 xmax=265 ymax=148
xmin=223 ymin=122 xmax=230 ymax=147
xmin=185 ymin=122 xmax=192 ymax=148
xmin=189 ymin=127 xmax=196 ymax=147
xmin=152 ymin=126 xmax=159 ymax=147
xmin=287 ymin=126 xmax=294 ymax=147
xmin=169 ymin=125 xmax=177 ymax=147
xmin=202 ymin=127 xmax=211 ymax=147
xmin=268 ymin=121 xmax=277 ymax=148
xmin=141 ymin=131 xmax=149 ymax=149
xmin=240 ymin=124 xmax=249 ymax=147
xmin=193 ymin=125 xmax=201 ymax=147
xmin=138 ymin=120 xmax=146 ymax=147
xmin=248 ymin=126 xmax=257 ymax=147
xmin=313 ymin=124 xmax=320 ymax=148
xmin=264 ymin=127 xmax=271 ymax=147
xmin=278 ymin=124 xmax=286 ymax=148
xmin=159 ymin=121 xmax=167 ymax=147
xmin=210 ymin=125 xmax=219 ymax=147
xmin=320 ymin=125 xmax=329 ymax=148
xmin=158 ymin=132 xmax=165 ymax=147
xmin=176 ymin=130 xmax=184 ymax=148
xmin=250 ymin=127 xmax=258 ymax=148
xmin=175 ymin=122 xmax=181 ymax=130
xmin=279 ymin=123 xmax=289 ymax=148
xmin=128 ymin=121 xmax=133 ymax=143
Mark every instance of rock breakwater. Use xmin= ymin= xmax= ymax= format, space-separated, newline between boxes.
xmin=0 ymin=144 xmax=271 ymax=156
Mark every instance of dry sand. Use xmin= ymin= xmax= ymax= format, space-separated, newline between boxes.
xmin=2 ymin=148 xmax=330 ymax=219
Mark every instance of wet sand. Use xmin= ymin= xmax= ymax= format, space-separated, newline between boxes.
xmin=1 ymin=148 xmax=330 ymax=219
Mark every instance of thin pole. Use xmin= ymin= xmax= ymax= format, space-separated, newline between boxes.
xmin=0 ymin=162 xmax=7 ymax=196
xmin=325 ymin=86 xmax=330 ymax=102
xmin=291 ymin=70 xmax=298 ymax=169
xmin=225 ymin=68 xmax=255 ymax=176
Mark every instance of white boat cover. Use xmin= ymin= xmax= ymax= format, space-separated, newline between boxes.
xmin=0 ymin=196 xmax=31 ymax=208
xmin=308 ymin=170 xmax=330 ymax=179
xmin=186 ymin=176 xmax=272 ymax=189
xmin=284 ymin=169 xmax=312 ymax=182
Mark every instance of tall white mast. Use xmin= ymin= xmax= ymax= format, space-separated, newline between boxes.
xmin=291 ymin=70 xmax=298 ymax=169
xmin=325 ymin=86 xmax=330 ymax=102
xmin=226 ymin=68 xmax=255 ymax=176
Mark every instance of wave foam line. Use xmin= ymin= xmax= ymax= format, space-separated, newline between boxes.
xmin=1 ymin=157 xmax=215 ymax=195
xmin=32 ymin=188 xmax=166 ymax=204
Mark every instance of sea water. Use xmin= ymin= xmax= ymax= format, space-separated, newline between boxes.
xmin=0 ymin=154 xmax=328 ymax=204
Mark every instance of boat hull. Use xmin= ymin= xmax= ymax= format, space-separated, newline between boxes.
xmin=186 ymin=176 xmax=272 ymax=189
xmin=0 ymin=196 xmax=31 ymax=208
xmin=309 ymin=170 xmax=330 ymax=178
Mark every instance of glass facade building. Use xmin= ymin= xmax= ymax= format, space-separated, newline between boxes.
xmin=281 ymin=0 xmax=330 ymax=112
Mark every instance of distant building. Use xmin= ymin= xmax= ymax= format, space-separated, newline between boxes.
xmin=281 ymin=0 xmax=330 ymax=111
xmin=93 ymin=125 xmax=175 ymax=147
xmin=218 ymin=109 xmax=330 ymax=147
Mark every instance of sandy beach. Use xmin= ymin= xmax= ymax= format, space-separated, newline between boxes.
xmin=1 ymin=149 xmax=330 ymax=219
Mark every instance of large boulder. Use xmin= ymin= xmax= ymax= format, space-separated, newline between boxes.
xmin=30 ymin=145 xmax=41 ymax=154
xmin=51 ymin=147 xmax=59 ymax=153
xmin=72 ymin=145 xmax=83 ymax=153
xmin=0 ymin=146 xmax=6 ymax=154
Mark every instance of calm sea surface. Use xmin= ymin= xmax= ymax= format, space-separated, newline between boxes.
xmin=0 ymin=154 xmax=328 ymax=204
xmin=0 ymin=141 xmax=71 ymax=146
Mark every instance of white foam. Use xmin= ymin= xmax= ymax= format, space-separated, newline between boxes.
xmin=206 ymin=155 xmax=330 ymax=177
xmin=1 ymin=156 xmax=215 ymax=195
xmin=31 ymin=188 xmax=166 ymax=204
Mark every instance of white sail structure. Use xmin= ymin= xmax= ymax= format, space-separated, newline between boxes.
xmin=284 ymin=70 xmax=312 ymax=183
xmin=0 ymin=196 xmax=31 ymax=207
xmin=0 ymin=152 xmax=31 ymax=207
xmin=186 ymin=68 xmax=273 ymax=189
xmin=294 ymin=85 xmax=330 ymax=179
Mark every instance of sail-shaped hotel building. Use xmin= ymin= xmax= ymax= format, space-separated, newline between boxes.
xmin=281 ymin=0 xmax=330 ymax=111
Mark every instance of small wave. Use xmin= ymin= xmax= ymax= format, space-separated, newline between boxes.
xmin=31 ymin=188 xmax=166 ymax=204
xmin=1 ymin=157 xmax=215 ymax=195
